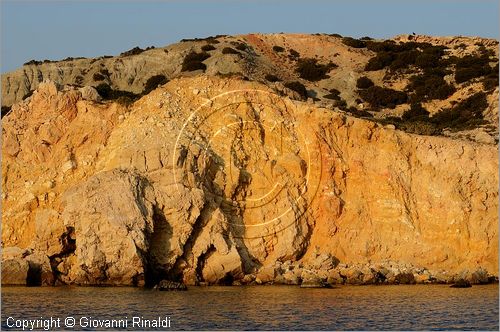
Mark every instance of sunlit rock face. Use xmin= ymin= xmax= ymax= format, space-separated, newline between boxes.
xmin=2 ymin=75 xmax=497 ymax=286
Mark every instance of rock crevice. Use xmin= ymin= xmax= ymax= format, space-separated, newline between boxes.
xmin=2 ymin=76 xmax=498 ymax=286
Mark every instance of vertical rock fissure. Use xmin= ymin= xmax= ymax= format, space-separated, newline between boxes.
xmin=145 ymin=205 xmax=173 ymax=286
xmin=48 ymin=226 xmax=76 ymax=285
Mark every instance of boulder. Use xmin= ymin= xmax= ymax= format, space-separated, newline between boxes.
xmin=470 ymin=268 xmax=490 ymax=284
xmin=255 ymin=265 xmax=275 ymax=284
xmin=60 ymin=169 xmax=154 ymax=286
xmin=414 ymin=273 xmax=431 ymax=284
xmin=394 ymin=272 xmax=416 ymax=284
xmin=275 ymin=270 xmax=300 ymax=285
xmin=241 ymin=274 xmax=255 ymax=284
xmin=1 ymin=247 xmax=55 ymax=286
xmin=2 ymin=246 xmax=28 ymax=260
xmin=2 ymin=258 xmax=29 ymax=285
xmin=309 ymin=253 xmax=340 ymax=271
xmin=201 ymin=248 xmax=243 ymax=285
xmin=25 ymin=252 xmax=55 ymax=286
xmin=342 ymin=267 xmax=364 ymax=285
xmin=78 ymin=86 xmax=102 ymax=102
xmin=326 ymin=269 xmax=344 ymax=285
xmin=450 ymin=279 xmax=472 ymax=288
xmin=300 ymin=271 xmax=330 ymax=288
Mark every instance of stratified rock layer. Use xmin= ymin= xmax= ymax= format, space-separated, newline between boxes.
xmin=2 ymin=77 xmax=498 ymax=286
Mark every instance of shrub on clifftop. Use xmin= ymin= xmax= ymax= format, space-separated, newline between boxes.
xmin=356 ymin=76 xmax=374 ymax=89
xmin=143 ymin=75 xmax=168 ymax=95
xmin=295 ymin=58 xmax=337 ymax=81
xmin=284 ymin=81 xmax=308 ymax=100
xmin=359 ymin=86 xmax=407 ymax=108
xmin=181 ymin=51 xmax=210 ymax=72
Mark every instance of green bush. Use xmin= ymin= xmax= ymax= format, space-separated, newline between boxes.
xmin=452 ymin=53 xmax=497 ymax=84
xmin=344 ymin=106 xmax=373 ymax=118
xmin=215 ymin=71 xmax=247 ymax=80
xmin=181 ymin=51 xmax=210 ymax=72
xmin=397 ymin=121 xmax=440 ymax=136
xmin=272 ymin=45 xmax=285 ymax=52
xmin=95 ymin=83 xmax=139 ymax=103
xmin=389 ymin=50 xmax=419 ymax=70
xmin=143 ymin=75 xmax=168 ymax=95
xmin=482 ymin=65 xmax=499 ymax=91
xmin=232 ymin=42 xmax=248 ymax=51
xmin=24 ymin=59 xmax=42 ymax=66
xmin=402 ymin=103 xmax=429 ymax=121
xmin=180 ymin=35 xmax=224 ymax=43
xmin=323 ymin=88 xmax=341 ymax=100
xmin=359 ymin=86 xmax=407 ymax=108
xmin=408 ymin=73 xmax=456 ymax=102
xmin=364 ymin=41 xmax=448 ymax=72
xmin=181 ymin=61 xmax=206 ymax=72
xmin=235 ymin=44 xmax=246 ymax=51
xmin=265 ymin=74 xmax=280 ymax=82
xmin=366 ymin=40 xmax=432 ymax=53
xmin=455 ymin=67 xmax=489 ymax=83
xmin=201 ymin=44 xmax=216 ymax=51
xmin=284 ymin=81 xmax=308 ymax=100
xmin=431 ymin=92 xmax=488 ymax=130
xmin=414 ymin=53 xmax=441 ymax=69
xmin=453 ymin=92 xmax=488 ymax=116
xmin=483 ymin=76 xmax=498 ymax=91
xmin=356 ymin=76 xmax=374 ymax=89
xmin=366 ymin=40 xmax=399 ymax=52
xmin=184 ymin=51 xmax=210 ymax=62
xmin=295 ymin=58 xmax=337 ymax=81
xmin=324 ymin=93 xmax=340 ymax=100
xmin=454 ymin=54 xmax=489 ymax=69
xmin=120 ymin=47 xmax=144 ymax=57
xmin=341 ymin=37 xmax=366 ymax=48
xmin=222 ymin=47 xmax=239 ymax=55
xmin=95 ymin=83 xmax=112 ymax=99
xmin=288 ymin=49 xmax=300 ymax=60
xmin=365 ymin=52 xmax=395 ymax=71
xmin=366 ymin=49 xmax=420 ymax=71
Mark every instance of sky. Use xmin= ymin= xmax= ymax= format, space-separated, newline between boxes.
xmin=1 ymin=0 xmax=499 ymax=72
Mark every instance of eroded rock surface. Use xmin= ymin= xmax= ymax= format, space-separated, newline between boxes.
xmin=2 ymin=75 xmax=498 ymax=286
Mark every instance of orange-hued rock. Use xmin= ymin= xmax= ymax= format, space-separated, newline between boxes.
xmin=1 ymin=76 xmax=498 ymax=286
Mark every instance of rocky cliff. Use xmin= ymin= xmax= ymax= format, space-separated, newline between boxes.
xmin=3 ymin=33 xmax=499 ymax=145
xmin=2 ymin=34 xmax=498 ymax=287
xmin=2 ymin=75 xmax=498 ymax=286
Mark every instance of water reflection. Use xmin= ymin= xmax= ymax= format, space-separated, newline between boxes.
xmin=2 ymin=285 xmax=498 ymax=330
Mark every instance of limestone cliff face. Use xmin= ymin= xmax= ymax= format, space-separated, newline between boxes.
xmin=2 ymin=77 xmax=498 ymax=286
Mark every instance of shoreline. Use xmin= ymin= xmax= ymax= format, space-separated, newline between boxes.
xmin=2 ymin=283 xmax=499 ymax=289
xmin=3 ymin=247 xmax=498 ymax=288
xmin=2 ymin=277 xmax=498 ymax=288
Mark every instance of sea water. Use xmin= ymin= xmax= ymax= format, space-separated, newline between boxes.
xmin=2 ymin=284 xmax=498 ymax=330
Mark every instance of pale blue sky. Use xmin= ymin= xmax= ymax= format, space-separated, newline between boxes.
xmin=1 ymin=0 xmax=498 ymax=72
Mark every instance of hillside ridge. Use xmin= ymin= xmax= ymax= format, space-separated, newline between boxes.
xmin=2 ymin=33 xmax=498 ymax=144
xmin=1 ymin=34 xmax=498 ymax=287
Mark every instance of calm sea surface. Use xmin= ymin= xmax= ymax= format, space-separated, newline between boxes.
xmin=2 ymin=285 xmax=498 ymax=330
